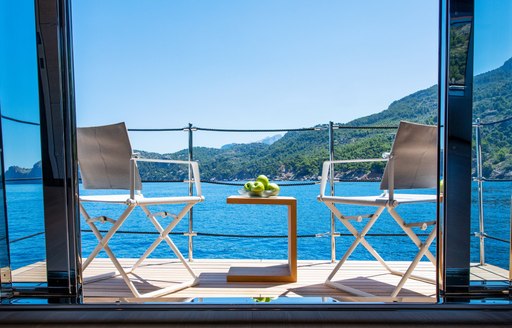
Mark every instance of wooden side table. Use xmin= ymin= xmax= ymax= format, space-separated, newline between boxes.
xmin=225 ymin=195 xmax=297 ymax=283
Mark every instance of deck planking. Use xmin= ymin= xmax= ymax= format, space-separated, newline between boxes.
xmin=11 ymin=259 xmax=508 ymax=303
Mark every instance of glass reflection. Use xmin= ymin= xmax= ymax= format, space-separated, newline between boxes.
xmin=470 ymin=0 xmax=512 ymax=285
xmin=0 ymin=0 xmax=46 ymax=281
xmin=0 ymin=112 xmax=11 ymax=296
xmin=449 ymin=21 xmax=472 ymax=85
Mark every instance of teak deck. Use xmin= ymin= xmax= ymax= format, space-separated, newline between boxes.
xmin=12 ymin=259 xmax=509 ymax=303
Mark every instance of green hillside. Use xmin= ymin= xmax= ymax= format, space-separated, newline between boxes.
xmin=135 ymin=57 xmax=511 ymax=182
xmin=473 ymin=58 xmax=512 ymax=178
xmin=6 ymin=58 xmax=512 ymax=182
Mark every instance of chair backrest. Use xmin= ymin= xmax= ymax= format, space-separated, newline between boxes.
xmin=77 ymin=122 xmax=142 ymax=190
xmin=380 ymin=121 xmax=438 ymax=190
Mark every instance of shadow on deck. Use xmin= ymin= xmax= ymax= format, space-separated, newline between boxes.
xmin=12 ymin=259 xmax=508 ymax=303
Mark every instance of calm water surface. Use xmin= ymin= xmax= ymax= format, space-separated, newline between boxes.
xmin=5 ymin=182 xmax=511 ymax=272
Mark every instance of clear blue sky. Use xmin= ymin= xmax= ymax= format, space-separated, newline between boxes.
xmin=0 ymin=0 xmax=41 ymax=169
xmin=1 ymin=0 xmax=511 ymax=168
xmin=71 ymin=0 xmax=440 ymax=154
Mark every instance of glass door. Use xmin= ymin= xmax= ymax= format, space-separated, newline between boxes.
xmin=0 ymin=115 xmax=11 ymax=299
xmin=0 ymin=0 xmax=47 ymax=289
xmin=440 ymin=0 xmax=511 ymax=300
xmin=0 ymin=0 xmax=81 ymax=301
xmin=469 ymin=0 xmax=512 ymax=295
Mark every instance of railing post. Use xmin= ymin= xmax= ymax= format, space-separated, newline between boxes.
xmin=509 ymin=194 xmax=511 ymax=283
xmin=188 ymin=123 xmax=194 ymax=262
xmin=329 ymin=121 xmax=336 ymax=263
xmin=475 ymin=119 xmax=485 ymax=265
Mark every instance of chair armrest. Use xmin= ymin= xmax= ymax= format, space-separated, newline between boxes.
xmin=131 ymin=157 xmax=203 ymax=197
xmin=319 ymin=158 xmax=388 ymax=198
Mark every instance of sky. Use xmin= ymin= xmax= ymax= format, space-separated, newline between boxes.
xmin=71 ymin=0 xmax=439 ymax=154
xmin=0 ymin=1 xmax=41 ymax=169
xmin=1 ymin=0 xmax=511 ymax=168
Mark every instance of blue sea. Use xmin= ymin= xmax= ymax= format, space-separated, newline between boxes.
xmin=5 ymin=182 xmax=511 ymax=273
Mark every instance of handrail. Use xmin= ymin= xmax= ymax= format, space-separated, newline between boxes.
xmin=3 ymin=113 xmax=512 ymax=268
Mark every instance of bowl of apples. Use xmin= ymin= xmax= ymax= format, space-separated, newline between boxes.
xmin=239 ymin=175 xmax=280 ymax=198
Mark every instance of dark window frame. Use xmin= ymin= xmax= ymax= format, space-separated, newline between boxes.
xmin=1 ymin=0 xmax=511 ymax=324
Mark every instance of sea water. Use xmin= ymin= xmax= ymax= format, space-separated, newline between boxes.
xmin=5 ymin=182 xmax=511 ymax=272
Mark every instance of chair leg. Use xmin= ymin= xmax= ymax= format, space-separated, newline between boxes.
xmin=326 ymin=204 xmax=392 ymax=269
xmin=336 ymin=207 xmax=397 ymax=273
xmin=391 ymin=228 xmax=437 ymax=297
xmin=386 ymin=207 xmax=437 ymax=296
xmin=324 ymin=203 xmax=389 ymax=296
xmin=80 ymin=203 xmax=144 ymax=297
xmin=325 ymin=205 xmax=385 ymax=279
xmin=80 ymin=203 xmax=135 ymax=270
xmin=322 ymin=202 xmax=437 ymax=298
xmin=388 ymin=208 xmax=436 ymax=263
xmin=135 ymin=205 xmax=198 ymax=279
xmin=80 ymin=202 xmax=199 ymax=298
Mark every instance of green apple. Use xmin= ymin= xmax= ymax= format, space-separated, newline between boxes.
xmin=252 ymin=181 xmax=265 ymax=192
xmin=256 ymin=175 xmax=270 ymax=189
xmin=267 ymin=182 xmax=280 ymax=196
xmin=244 ymin=181 xmax=255 ymax=191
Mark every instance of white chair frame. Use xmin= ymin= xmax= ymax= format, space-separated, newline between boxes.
xmin=318 ymin=157 xmax=437 ymax=298
xmin=80 ymin=157 xmax=203 ymax=298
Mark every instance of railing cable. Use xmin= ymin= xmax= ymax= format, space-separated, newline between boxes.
xmin=333 ymin=125 xmax=398 ymax=130
xmin=140 ymin=179 xmax=185 ymax=183
xmin=195 ymin=126 xmax=318 ymax=133
xmin=482 ymin=178 xmax=512 ymax=182
xmin=128 ymin=127 xmax=185 ymax=132
xmin=137 ymin=180 xmax=384 ymax=186
xmin=1 ymin=115 xmax=40 ymax=126
xmin=481 ymin=233 xmax=510 ymax=244
xmin=478 ymin=116 xmax=512 ymax=126
xmin=5 ymin=177 xmax=42 ymax=182
xmin=82 ymin=229 xmax=431 ymax=239
xmin=10 ymin=231 xmax=45 ymax=243
xmin=202 ymin=180 xmax=318 ymax=187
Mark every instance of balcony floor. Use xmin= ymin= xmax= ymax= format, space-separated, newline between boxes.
xmin=13 ymin=259 xmax=508 ymax=303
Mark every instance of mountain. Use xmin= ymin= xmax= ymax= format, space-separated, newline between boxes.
xmin=5 ymin=58 xmax=512 ymax=182
xmin=220 ymin=134 xmax=282 ymax=150
xmin=259 ymin=134 xmax=283 ymax=145
xmin=5 ymin=162 xmax=42 ymax=181
xmin=472 ymin=57 xmax=512 ymax=178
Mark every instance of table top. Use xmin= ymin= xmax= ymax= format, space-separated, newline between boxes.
xmin=226 ymin=195 xmax=296 ymax=206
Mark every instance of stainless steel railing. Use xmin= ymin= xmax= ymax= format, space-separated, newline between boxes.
xmin=3 ymin=114 xmax=512 ymax=268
